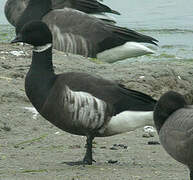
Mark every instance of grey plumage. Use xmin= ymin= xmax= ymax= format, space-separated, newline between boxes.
xmin=6 ymin=0 xmax=158 ymax=61
xmin=154 ymin=91 xmax=193 ymax=180
xmin=4 ymin=0 xmax=119 ymax=27
xmin=159 ymin=107 xmax=193 ymax=166
xmin=42 ymin=9 xmax=158 ymax=57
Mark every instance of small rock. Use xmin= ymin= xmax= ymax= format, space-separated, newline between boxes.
xmin=23 ymin=107 xmax=39 ymax=120
xmin=10 ymin=50 xmax=25 ymax=56
xmin=113 ymin=144 xmax=127 ymax=149
xmin=108 ymin=160 xmax=118 ymax=164
xmin=100 ymin=146 xmax=106 ymax=149
xmin=68 ymin=145 xmax=81 ymax=149
xmin=1 ymin=123 xmax=11 ymax=132
xmin=142 ymin=133 xmax=154 ymax=138
xmin=143 ymin=126 xmax=156 ymax=138
xmin=139 ymin=76 xmax=145 ymax=79
xmin=110 ymin=147 xmax=118 ymax=150
xmin=92 ymin=141 xmax=97 ymax=144
xmin=1 ymin=65 xmax=12 ymax=69
xmin=11 ymin=73 xmax=24 ymax=79
xmin=148 ymin=141 xmax=160 ymax=145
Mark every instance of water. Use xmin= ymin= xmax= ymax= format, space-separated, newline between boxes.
xmin=1 ymin=0 xmax=193 ymax=61
xmin=0 ymin=24 xmax=15 ymax=42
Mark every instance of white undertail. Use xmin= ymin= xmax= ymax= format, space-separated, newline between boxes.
xmin=97 ymin=42 xmax=155 ymax=63
xmin=105 ymin=111 xmax=154 ymax=136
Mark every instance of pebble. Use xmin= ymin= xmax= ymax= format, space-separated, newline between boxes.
xmin=143 ymin=126 xmax=156 ymax=138
xmin=108 ymin=160 xmax=118 ymax=164
xmin=148 ymin=141 xmax=160 ymax=145
xmin=100 ymin=146 xmax=106 ymax=149
xmin=10 ymin=50 xmax=25 ymax=56
xmin=110 ymin=147 xmax=118 ymax=150
xmin=113 ymin=144 xmax=128 ymax=149
xmin=68 ymin=145 xmax=81 ymax=149
xmin=23 ymin=107 xmax=39 ymax=120
xmin=1 ymin=64 xmax=12 ymax=69
xmin=142 ymin=133 xmax=154 ymax=138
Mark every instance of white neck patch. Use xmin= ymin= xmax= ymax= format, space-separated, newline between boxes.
xmin=33 ymin=43 xmax=52 ymax=52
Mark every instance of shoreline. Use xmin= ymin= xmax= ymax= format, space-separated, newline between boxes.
xmin=1 ymin=42 xmax=193 ymax=100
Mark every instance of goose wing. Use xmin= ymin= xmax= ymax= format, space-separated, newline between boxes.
xmin=159 ymin=128 xmax=192 ymax=165
xmin=56 ymin=72 xmax=156 ymax=114
xmin=159 ymin=108 xmax=193 ymax=164
xmin=4 ymin=0 xmax=27 ymax=26
xmin=5 ymin=0 xmax=119 ymax=27
xmin=43 ymin=8 xmax=158 ymax=57
xmin=52 ymin=0 xmax=120 ymax=15
xmin=41 ymin=72 xmax=155 ymax=134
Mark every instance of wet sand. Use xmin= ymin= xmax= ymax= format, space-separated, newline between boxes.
xmin=0 ymin=42 xmax=192 ymax=180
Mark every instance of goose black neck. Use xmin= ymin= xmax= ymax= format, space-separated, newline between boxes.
xmin=16 ymin=0 xmax=52 ymax=34
xmin=190 ymin=170 xmax=193 ymax=180
xmin=31 ymin=46 xmax=54 ymax=73
xmin=153 ymin=106 xmax=168 ymax=133
xmin=25 ymin=46 xmax=55 ymax=111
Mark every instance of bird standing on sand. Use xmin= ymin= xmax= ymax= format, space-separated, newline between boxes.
xmin=154 ymin=91 xmax=193 ymax=180
xmin=12 ymin=21 xmax=156 ymax=164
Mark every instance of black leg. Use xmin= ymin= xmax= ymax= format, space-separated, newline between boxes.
xmin=83 ymin=135 xmax=95 ymax=165
xmin=190 ymin=170 xmax=193 ymax=180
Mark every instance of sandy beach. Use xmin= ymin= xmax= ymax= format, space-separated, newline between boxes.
xmin=0 ymin=42 xmax=193 ymax=180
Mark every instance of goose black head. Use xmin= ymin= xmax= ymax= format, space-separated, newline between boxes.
xmin=154 ymin=91 xmax=187 ymax=132
xmin=12 ymin=21 xmax=52 ymax=47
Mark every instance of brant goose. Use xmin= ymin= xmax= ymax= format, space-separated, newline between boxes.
xmin=154 ymin=91 xmax=193 ymax=179
xmin=12 ymin=21 xmax=157 ymax=164
xmin=4 ymin=0 xmax=120 ymax=27
xmin=8 ymin=0 xmax=158 ymax=62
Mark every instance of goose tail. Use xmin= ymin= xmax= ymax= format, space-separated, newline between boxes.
xmin=106 ymin=24 xmax=159 ymax=46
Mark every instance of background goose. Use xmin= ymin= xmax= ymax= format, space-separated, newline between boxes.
xmin=4 ymin=0 xmax=120 ymax=27
xmin=7 ymin=0 xmax=158 ymax=63
xmin=154 ymin=91 xmax=193 ymax=180
xmin=12 ymin=21 xmax=157 ymax=165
